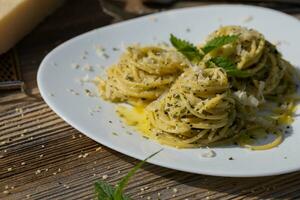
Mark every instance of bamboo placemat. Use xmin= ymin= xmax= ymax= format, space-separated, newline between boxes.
xmin=1 ymin=0 xmax=300 ymax=199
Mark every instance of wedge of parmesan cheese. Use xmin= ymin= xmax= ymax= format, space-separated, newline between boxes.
xmin=0 ymin=0 xmax=64 ymax=54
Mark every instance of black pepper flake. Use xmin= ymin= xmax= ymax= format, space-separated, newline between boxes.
xmin=142 ymin=136 xmax=149 ymax=140
xmin=126 ymin=131 xmax=132 ymax=135
xmin=228 ymin=157 xmax=234 ymax=160
xmin=112 ymin=132 xmax=118 ymax=136
xmin=108 ymin=121 xmax=112 ymax=124
xmin=103 ymin=53 xmax=110 ymax=59
xmin=125 ymin=76 xmax=134 ymax=81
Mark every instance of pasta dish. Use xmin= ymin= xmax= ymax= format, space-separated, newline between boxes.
xmin=97 ymin=26 xmax=299 ymax=150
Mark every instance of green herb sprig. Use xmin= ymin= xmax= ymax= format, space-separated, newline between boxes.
xmin=170 ymin=34 xmax=239 ymax=63
xmin=170 ymin=34 xmax=203 ymax=62
xmin=169 ymin=34 xmax=249 ymax=77
xmin=95 ymin=149 xmax=162 ymax=200
xmin=208 ymin=56 xmax=250 ymax=77
xmin=202 ymin=35 xmax=239 ymax=54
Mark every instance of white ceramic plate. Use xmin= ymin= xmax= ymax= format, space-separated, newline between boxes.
xmin=38 ymin=4 xmax=300 ymax=177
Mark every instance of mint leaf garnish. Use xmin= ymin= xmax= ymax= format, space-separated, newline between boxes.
xmin=170 ymin=34 xmax=203 ymax=62
xmin=202 ymin=35 xmax=239 ymax=54
xmin=209 ymin=56 xmax=250 ymax=77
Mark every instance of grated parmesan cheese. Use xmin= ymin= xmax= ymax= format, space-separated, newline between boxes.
xmin=242 ymin=16 xmax=253 ymax=23
xmin=201 ymin=148 xmax=216 ymax=158
xmin=233 ymin=91 xmax=259 ymax=107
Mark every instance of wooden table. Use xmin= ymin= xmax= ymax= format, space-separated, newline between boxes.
xmin=1 ymin=0 xmax=300 ymax=199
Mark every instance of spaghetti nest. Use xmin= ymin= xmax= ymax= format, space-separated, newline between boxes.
xmin=146 ymin=67 xmax=240 ymax=148
xmin=204 ymin=25 xmax=265 ymax=70
xmin=98 ymin=45 xmax=188 ymax=104
xmin=202 ymin=26 xmax=298 ymax=150
xmin=204 ymin=26 xmax=296 ymax=100
xmin=231 ymin=41 xmax=296 ymax=99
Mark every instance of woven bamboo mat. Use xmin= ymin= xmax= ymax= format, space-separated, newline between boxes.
xmin=1 ymin=0 xmax=300 ymax=199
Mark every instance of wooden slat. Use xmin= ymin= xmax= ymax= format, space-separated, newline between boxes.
xmin=1 ymin=0 xmax=300 ymax=199
xmin=2 ymin=99 xmax=300 ymax=199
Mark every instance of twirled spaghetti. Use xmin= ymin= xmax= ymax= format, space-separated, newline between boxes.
xmin=98 ymin=45 xmax=188 ymax=104
xmin=203 ymin=26 xmax=298 ymax=149
xmin=146 ymin=67 xmax=240 ymax=148
xmin=203 ymin=26 xmax=265 ymax=70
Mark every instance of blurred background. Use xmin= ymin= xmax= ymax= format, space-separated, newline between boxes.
xmin=100 ymin=0 xmax=300 ymax=21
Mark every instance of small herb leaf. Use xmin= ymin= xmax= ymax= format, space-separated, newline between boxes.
xmin=209 ymin=56 xmax=250 ymax=77
xmin=95 ymin=180 xmax=131 ymax=200
xmin=95 ymin=150 xmax=162 ymax=200
xmin=170 ymin=34 xmax=203 ymax=62
xmin=95 ymin=181 xmax=119 ymax=200
xmin=114 ymin=149 xmax=163 ymax=200
xmin=202 ymin=35 xmax=239 ymax=54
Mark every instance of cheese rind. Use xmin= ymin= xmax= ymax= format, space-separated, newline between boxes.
xmin=0 ymin=0 xmax=64 ymax=54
